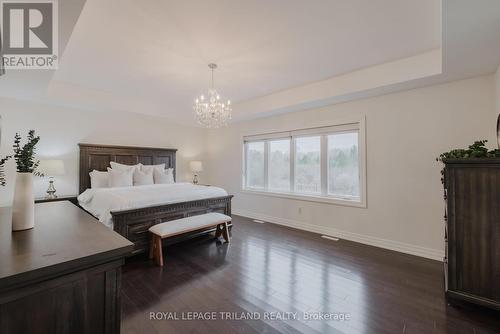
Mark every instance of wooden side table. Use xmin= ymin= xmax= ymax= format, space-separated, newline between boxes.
xmin=35 ymin=195 xmax=78 ymax=206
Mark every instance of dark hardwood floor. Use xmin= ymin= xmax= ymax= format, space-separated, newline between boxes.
xmin=121 ymin=215 xmax=500 ymax=334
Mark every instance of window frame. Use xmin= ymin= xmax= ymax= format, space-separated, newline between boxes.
xmin=241 ymin=117 xmax=367 ymax=208
xmin=244 ymin=140 xmax=266 ymax=190
xmin=293 ymin=135 xmax=322 ymax=195
xmin=267 ymin=138 xmax=291 ymax=192
xmin=326 ymin=130 xmax=361 ymax=200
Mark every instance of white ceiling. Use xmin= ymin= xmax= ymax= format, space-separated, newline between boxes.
xmin=53 ymin=0 xmax=440 ymax=121
xmin=1 ymin=0 xmax=500 ymax=125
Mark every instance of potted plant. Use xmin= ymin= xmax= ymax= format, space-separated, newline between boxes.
xmin=11 ymin=130 xmax=42 ymax=231
xmin=437 ymin=140 xmax=500 ymax=185
xmin=437 ymin=140 xmax=500 ymax=162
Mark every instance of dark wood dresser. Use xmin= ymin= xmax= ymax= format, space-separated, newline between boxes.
xmin=443 ymin=159 xmax=500 ymax=310
xmin=0 ymin=201 xmax=133 ymax=334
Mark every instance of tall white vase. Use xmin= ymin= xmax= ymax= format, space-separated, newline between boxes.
xmin=12 ymin=172 xmax=35 ymax=231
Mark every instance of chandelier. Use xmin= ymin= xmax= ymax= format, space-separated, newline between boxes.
xmin=194 ymin=63 xmax=231 ymax=128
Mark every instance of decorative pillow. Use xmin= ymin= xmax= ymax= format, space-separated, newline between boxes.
xmin=89 ymin=170 xmax=109 ymax=189
xmin=153 ymin=168 xmax=174 ymax=184
xmin=107 ymin=168 xmax=134 ymax=188
xmin=133 ymin=169 xmax=154 ymax=186
xmin=110 ymin=161 xmax=141 ymax=172
xmin=141 ymin=163 xmax=165 ymax=174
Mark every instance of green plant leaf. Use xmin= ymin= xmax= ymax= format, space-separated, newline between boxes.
xmin=12 ymin=130 xmax=43 ymax=175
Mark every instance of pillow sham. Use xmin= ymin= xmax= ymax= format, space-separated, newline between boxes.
xmin=133 ymin=169 xmax=154 ymax=186
xmin=110 ymin=161 xmax=141 ymax=172
xmin=141 ymin=163 xmax=165 ymax=174
xmin=107 ymin=168 xmax=134 ymax=188
xmin=89 ymin=170 xmax=109 ymax=189
xmin=153 ymin=168 xmax=174 ymax=184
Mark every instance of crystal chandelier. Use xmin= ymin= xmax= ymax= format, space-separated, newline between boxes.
xmin=194 ymin=63 xmax=231 ymax=128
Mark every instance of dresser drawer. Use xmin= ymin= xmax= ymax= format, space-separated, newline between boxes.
xmin=131 ymin=239 xmax=149 ymax=254
xmin=127 ymin=222 xmax=153 ymax=241
xmin=444 ymin=257 xmax=448 ymax=292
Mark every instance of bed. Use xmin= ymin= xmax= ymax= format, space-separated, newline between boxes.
xmin=78 ymin=143 xmax=233 ymax=255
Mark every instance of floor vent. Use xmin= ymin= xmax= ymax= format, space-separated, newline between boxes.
xmin=253 ymin=219 xmax=266 ymax=224
xmin=321 ymin=235 xmax=340 ymax=241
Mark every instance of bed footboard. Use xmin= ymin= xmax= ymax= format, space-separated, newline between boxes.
xmin=111 ymin=195 xmax=233 ymax=255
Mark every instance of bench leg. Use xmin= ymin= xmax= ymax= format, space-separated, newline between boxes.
xmin=222 ymin=222 xmax=230 ymax=243
xmin=155 ymin=235 xmax=164 ymax=267
xmin=215 ymin=224 xmax=223 ymax=238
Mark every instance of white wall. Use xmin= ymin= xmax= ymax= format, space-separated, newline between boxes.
xmin=1 ymin=75 xmax=496 ymax=259
xmin=0 ymin=98 xmax=206 ymax=206
xmin=206 ymin=75 xmax=497 ymax=260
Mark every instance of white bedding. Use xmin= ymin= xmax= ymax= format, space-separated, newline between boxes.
xmin=78 ymin=183 xmax=228 ymax=228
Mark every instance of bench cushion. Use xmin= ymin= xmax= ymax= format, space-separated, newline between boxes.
xmin=149 ymin=212 xmax=232 ymax=238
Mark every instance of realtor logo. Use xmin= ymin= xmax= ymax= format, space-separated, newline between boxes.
xmin=0 ymin=0 xmax=58 ymax=70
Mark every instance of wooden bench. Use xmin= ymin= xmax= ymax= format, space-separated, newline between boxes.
xmin=148 ymin=212 xmax=232 ymax=266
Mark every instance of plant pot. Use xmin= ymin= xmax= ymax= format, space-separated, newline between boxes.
xmin=12 ymin=172 xmax=35 ymax=231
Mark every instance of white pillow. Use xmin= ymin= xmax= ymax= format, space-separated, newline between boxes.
xmin=110 ymin=161 xmax=141 ymax=172
xmin=89 ymin=170 xmax=109 ymax=189
xmin=107 ymin=168 xmax=134 ymax=188
xmin=153 ymin=168 xmax=174 ymax=184
xmin=133 ymin=169 xmax=154 ymax=186
xmin=141 ymin=163 xmax=165 ymax=173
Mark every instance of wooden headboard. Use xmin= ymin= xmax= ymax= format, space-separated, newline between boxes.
xmin=79 ymin=143 xmax=177 ymax=194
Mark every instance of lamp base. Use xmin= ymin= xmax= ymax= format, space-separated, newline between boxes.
xmin=45 ymin=179 xmax=57 ymax=199
xmin=193 ymin=174 xmax=199 ymax=185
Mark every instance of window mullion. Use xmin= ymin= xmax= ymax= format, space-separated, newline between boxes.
xmin=243 ymin=143 xmax=248 ymax=188
xmin=264 ymin=141 xmax=270 ymax=190
xmin=290 ymin=137 xmax=295 ymax=193
xmin=320 ymin=135 xmax=328 ymax=196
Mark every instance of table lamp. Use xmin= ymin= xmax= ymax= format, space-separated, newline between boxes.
xmin=189 ymin=161 xmax=203 ymax=185
xmin=39 ymin=160 xmax=65 ymax=199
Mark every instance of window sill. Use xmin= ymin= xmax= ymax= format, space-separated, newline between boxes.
xmin=240 ymin=189 xmax=366 ymax=208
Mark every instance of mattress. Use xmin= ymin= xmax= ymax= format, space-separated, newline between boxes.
xmin=78 ymin=183 xmax=228 ymax=229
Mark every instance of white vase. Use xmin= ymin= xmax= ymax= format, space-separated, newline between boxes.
xmin=12 ymin=172 xmax=35 ymax=231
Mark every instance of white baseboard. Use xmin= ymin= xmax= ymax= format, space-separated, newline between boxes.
xmin=233 ymin=209 xmax=444 ymax=261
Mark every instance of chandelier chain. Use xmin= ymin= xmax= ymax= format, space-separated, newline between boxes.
xmin=211 ymin=67 xmax=214 ymax=89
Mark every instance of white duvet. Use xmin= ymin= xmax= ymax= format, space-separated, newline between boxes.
xmin=78 ymin=183 xmax=228 ymax=228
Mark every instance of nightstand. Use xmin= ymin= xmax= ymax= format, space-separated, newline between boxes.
xmin=35 ymin=195 xmax=78 ymax=206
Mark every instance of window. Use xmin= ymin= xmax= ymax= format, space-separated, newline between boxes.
xmin=268 ymin=139 xmax=290 ymax=191
xmin=295 ymin=136 xmax=321 ymax=194
xmin=245 ymin=141 xmax=265 ymax=189
xmin=328 ymin=132 xmax=359 ymax=198
xmin=243 ymin=119 xmax=366 ymax=207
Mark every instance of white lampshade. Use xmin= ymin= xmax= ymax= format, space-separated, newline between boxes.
xmin=189 ymin=161 xmax=203 ymax=173
xmin=39 ymin=160 xmax=65 ymax=176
